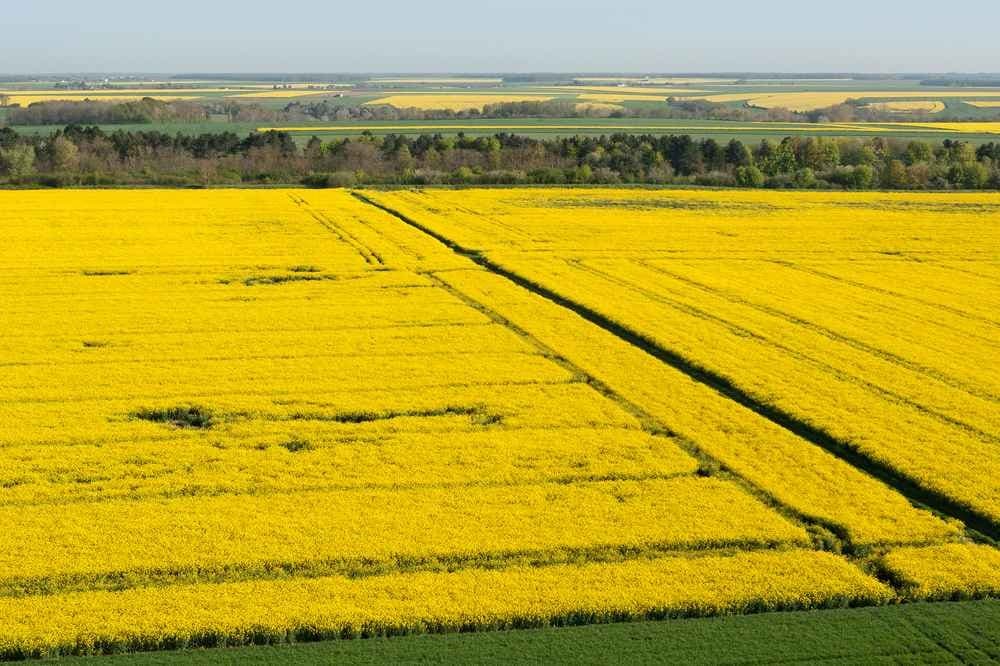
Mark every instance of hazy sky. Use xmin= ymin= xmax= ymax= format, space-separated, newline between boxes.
xmin=3 ymin=1 xmax=999 ymax=74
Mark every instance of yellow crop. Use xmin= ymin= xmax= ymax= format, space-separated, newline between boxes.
xmin=887 ymin=122 xmax=1000 ymax=134
xmin=0 ymin=550 xmax=890 ymax=658
xmin=573 ymin=77 xmax=736 ymax=84
xmin=0 ymin=477 xmax=810 ymax=596
xmin=432 ymin=267 xmax=957 ymax=547
xmin=226 ymin=90 xmax=345 ymax=99
xmin=365 ymin=94 xmax=555 ymax=111
xmin=0 ymin=427 xmax=694 ymax=506
xmin=677 ymin=91 xmax=1000 ymax=111
xmin=964 ymin=101 xmax=1000 ymax=108
xmin=552 ymin=86 xmax=709 ymax=95
xmin=255 ymin=122 xmax=944 ymax=135
xmin=866 ymin=101 xmax=944 ymax=113
xmin=881 ymin=544 xmax=1000 ymax=600
xmin=365 ymin=187 xmax=1000 ymax=535
xmin=577 ymin=93 xmax=676 ymax=103
xmin=1 ymin=94 xmax=199 ymax=106
xmin=0 ymin=187 xmax=995 ymax=655
xmin=370 ymin=78 xmax=504 ymax=84
xmin=575 ymin=101 xmax=625 ymax=112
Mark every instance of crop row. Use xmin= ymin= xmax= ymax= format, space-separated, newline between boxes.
xmin=0 ymin=550 xmax=890 ymax=659
xmin=0 ymin=427 xmax=695 ymax=506
xmin=0 ymin=478 xmax=806 ymax=596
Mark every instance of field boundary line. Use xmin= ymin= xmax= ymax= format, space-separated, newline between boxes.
xmin=351 ymin=191 xmax=998 ymax=542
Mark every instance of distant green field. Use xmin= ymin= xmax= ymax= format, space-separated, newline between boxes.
xmin=10 ymin=117 xmax=1000 ymax=145
xmin=69 ymin=600 xmax=1000 ymax=665
xmin=253 ymin=118 xmax=1000 ymax=143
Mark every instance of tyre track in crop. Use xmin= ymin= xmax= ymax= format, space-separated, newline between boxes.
xmin=288 ymin=193 xmax=384 ymax=266
xmin=2 ymin=469 xmax=697 ymax=512
xmin=569 ymin=258 xmax=999 ymax=443
xmin=772 ymin=260 xmax=1000 ymax=329
xmin=637 ymin=259 xmax=1000 ymax=406
xmin=352 ymin=192 xmax=999 ymax=542
xmin=351 ymin=193 xmax=862 ymax=552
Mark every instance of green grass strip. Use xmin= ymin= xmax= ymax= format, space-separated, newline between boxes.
xmin=68 ymin=600 xmax=999 ymax=665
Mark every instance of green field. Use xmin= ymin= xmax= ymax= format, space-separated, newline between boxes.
xmin=252 ymin=118 xmax=1000 ymax=143
xmin=69 ymin=601 xmax=1000 ymax=665
xmin=8 ymin=117 xmax=1000 ymax=145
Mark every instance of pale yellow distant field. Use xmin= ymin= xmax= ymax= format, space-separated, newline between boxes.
xmin=366 ymin=94 xmax=554 ymax=111
xmin=369 ymin=78 xmax=503 ymax=84
xmin=227 ymin=90 xmax=346 ymax=99
xmin=256 ymin=122 xmax=933 ymax=134
xmin=1 ymin=94 xmax=200 ymax=106
xmin=577 ymin=93 xmax=674 ymax=103
xmin=965 ymin=101 xmax=1000 ymax=108
xmin=239 ymin=83 xmax=354 ymax=89
xmin=573 ymin=77 xmax=735 ymax=85
xmin=866 ymin=101 xmax=945 ymax=113
xmin=556 ymin=86 xmax=708 ymax=95
xmin=681 ymin=91 xmax=1000 ymax=112
xmin=889 ymin=122 xmax=1000 ymax=134
xmin=1 ymin=88 xmax=246 ymax=96
xmin=574 ymin=102 xmax=624 ymax=112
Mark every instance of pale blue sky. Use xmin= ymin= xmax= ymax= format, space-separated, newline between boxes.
xmin=2 ymin=1 xmax=998 ymax=74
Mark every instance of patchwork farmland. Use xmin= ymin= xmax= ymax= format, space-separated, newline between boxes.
xmin=0 ymin=188 xmax=997 ymax=658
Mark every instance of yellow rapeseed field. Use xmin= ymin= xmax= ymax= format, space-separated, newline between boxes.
xmin=366 ymin=94 xmax=554 ymax=111
xmin=366 ymin=188 xmax=1000 ymax=531
xmin=369 ymin=77 xmax=503 ymax=84
xmin=678 ymin=90 xmax=1000 ymax=111
xmin=553 ymin=85 xmax=709 ymax=95
xmin=889 ymin=122 xmax=1000 ymax=134
xmin=1 ymin=94 xmax=200 ymax=106
xmin=227 ymin=90 xmax=346 ymax=99
xmin=866 ymin=101 xmax=945 ymax=113
xmin=1 ymin=187 xmax=996 ymax=655
xmin=881 ymin=544 xmax=1000 ymax=600
xmin=0 ymin=550 xmax=890 ymax=658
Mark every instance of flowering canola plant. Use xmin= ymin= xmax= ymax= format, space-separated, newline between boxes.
xmin=0 ymin=187 xmax=993 ymax=656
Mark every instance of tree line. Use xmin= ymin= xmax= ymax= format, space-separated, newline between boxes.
xmin=6 ymin=96 xmax=998 ymax=128
xmin=0 ymin=125 xmax=998 ymax=189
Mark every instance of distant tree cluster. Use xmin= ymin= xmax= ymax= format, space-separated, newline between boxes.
xmin=0 ymin=125 xmax=998 ymax=190
xmin=4 ymin=98 xmax=210 ymax=125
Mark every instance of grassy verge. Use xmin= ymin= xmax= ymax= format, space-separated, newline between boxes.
xmin=69 ymin=600 xmax=999 ymax=664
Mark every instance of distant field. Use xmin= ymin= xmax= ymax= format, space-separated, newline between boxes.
xmin=7 ymin=116 xmax=1000 ymax=145
xmin=682 ymin=90 xmax=1000 ymax=111
xmin=365 ymin=93 xmax=556 ymax=110
xmin=254 ymin=119 xmax=1000 ymax=143
xmin=369 ymin=77 xmax=503 ymax=84
xmin=867 ymin=100 xmax=945 ymax=113
xmin=4 ymin=77 xmax=1000 ymax=119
